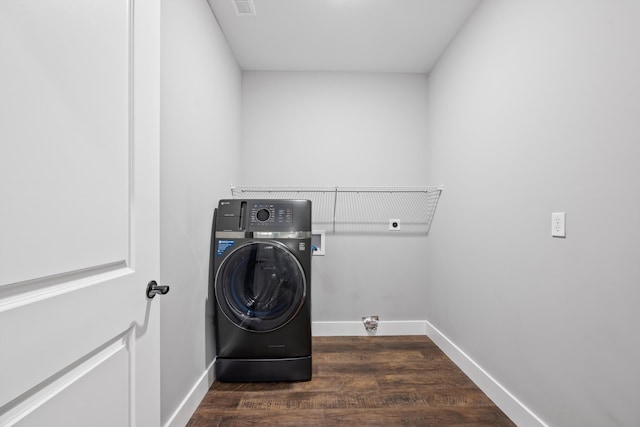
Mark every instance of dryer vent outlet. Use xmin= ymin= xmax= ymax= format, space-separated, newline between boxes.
xmin=362 ymin=316 xmax=379 ymax=336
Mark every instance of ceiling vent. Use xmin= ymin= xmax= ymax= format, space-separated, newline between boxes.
xmin=231 ymin=0 xmax=256 ymax=16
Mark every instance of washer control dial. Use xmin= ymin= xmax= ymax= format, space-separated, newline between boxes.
xmin=256 ymin=208 xmax=270 ymax=222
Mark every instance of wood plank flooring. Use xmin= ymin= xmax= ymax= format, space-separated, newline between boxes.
xmin=188 ymin=336 xmax=515 ymax=426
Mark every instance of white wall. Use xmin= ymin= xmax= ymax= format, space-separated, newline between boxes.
xmin=160 ymin=0 xmax=241 ymax=424
xmin=241 ymin=72 xmax=431 ymax=324
xmin=425 ymin=1 xmax=640 ymax=426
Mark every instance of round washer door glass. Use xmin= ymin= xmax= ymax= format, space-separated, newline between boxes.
xmin=215 ymin=241 xmax=307 ymax=332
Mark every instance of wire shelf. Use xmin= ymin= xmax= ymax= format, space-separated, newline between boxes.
xmin=230 ymin=185 xmax=442 ymax=235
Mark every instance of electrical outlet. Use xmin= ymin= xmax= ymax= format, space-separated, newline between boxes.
xmin=389 ymin=219 xmax=401 ymax=231
xmin=552 ymin=212 xmax=566 ymax=238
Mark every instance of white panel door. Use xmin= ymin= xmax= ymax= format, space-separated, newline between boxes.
xmin=0 ymin=0 xmax=161 ymax=426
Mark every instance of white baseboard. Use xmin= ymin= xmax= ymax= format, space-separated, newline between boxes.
xmin=163 ymin=359 xmax=215 ymax=427
xmin=424 ymin=320 xmax=548 ymax=427
xmin=312 ymin=320 xmax=426 ymax=336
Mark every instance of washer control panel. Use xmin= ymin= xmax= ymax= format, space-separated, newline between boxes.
xmin=216 ymin=199 xmax=311 ymax=232
xmin=250 ymin=202 xmax=293 ymax=227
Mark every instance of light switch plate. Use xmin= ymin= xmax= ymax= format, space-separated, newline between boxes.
xmin=552 ymin=212 xmax=566 ymax=238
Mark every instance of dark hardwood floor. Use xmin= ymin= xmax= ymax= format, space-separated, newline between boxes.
xmin=188 ymin=336 xmax=515 ymax=426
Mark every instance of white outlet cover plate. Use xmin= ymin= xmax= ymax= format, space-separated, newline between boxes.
xmin=552 ymin=212 xmax=566 ymax=237
xmin=389 ymin=219 xmax=401 ymax=231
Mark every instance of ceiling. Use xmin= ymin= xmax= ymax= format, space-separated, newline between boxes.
xmin=208 ymin=0 xmax=480 ymax=74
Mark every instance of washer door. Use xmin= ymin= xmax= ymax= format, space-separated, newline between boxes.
xmin=215 ymin=241 xmax=307 ymax=332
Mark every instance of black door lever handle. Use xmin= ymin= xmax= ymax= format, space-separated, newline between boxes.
xmin=146 ymin=280 xmax=170 ymax=299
